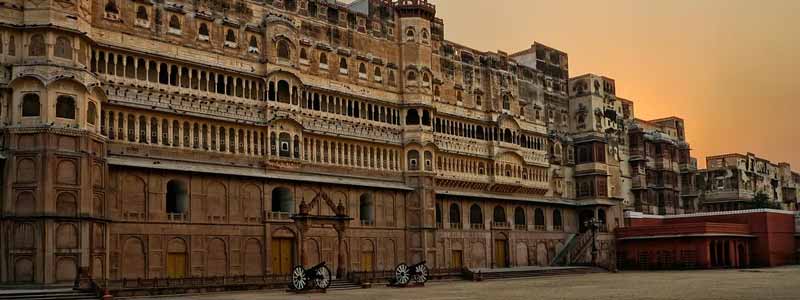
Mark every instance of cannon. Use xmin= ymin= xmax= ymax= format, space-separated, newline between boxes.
xmin=392 ymin=261 xmax=429 ymax=286
xmin=289 ymin=262 xmax=331 ymax=291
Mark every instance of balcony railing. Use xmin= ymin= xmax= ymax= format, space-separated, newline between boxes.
xmin=167 ymin=213 xmax=186 ymax=222
xmin=514 ymin=224 xmax=527 ymax=231
xmin=492 ymin=222 xmax=510 ymax=229
xmin=470 ymin=223 xmax=485 ymax=230
xmin=360 ymin=220 xmax=375 ymax=226
xmin=449 ymin=222 xmax=463 ymax=229
xmin=553 ymin=225 xmax=563 ymax=231
xmin=533 ymin=225 xmax=546 ymax=231
xmin=267 ymin=211 xmax=292 ymax=220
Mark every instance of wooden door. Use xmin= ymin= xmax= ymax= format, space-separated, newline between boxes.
xmin=361 ymin=252 xmax=374 ymax=272
xmin=166 ymin=253 xmax=186 ymax=278
xmin=271 ymin=238 xmax=294 ymax=274
xmin=495 ymin=240 xmax=508 ymax=268
xmin=452 ymin=250 xmax=463 ymax=268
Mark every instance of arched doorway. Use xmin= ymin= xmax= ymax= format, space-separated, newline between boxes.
xmin=494 ymin=233 xmax=509 ymax=268
xmin=579 ymin=210 xmax=595 ymax=233
xmin=166 ymin=238 xmax=187 ymax=278
xmin=271 ymin=228 xmax=296 ymax=275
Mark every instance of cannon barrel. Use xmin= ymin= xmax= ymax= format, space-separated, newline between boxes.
xmin=409 ymin=260 xmax=427 ymax=268
xmin=307 ymin=261 xmax=327 ymax=271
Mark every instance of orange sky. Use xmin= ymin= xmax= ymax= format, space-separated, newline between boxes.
xmin=410 ymin=0 xmax=799 ymax=168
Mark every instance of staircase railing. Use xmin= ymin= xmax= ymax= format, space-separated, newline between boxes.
xmin=549 ymin=233 xmax=577 ymax=266
xmin=568 ymin=231 xmax=596 ymax=264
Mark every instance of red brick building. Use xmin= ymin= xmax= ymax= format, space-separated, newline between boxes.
xmin=616 ymin=209 xmax=797 ymax=269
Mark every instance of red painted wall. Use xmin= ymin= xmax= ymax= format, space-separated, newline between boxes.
xmin=620 ymin=211 xmax=797 ymax=268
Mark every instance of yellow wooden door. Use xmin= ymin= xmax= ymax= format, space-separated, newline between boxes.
xmin=166 ymin=253 xmax=186 ymax=278
xmin=271 ymin=239 xmax=294 ymax=274
xmin=495 ymin=240 xmax=508 ymax=268
xmin=362 ymin=252 xmax=374 ymax=272
xmin=452 ymin=250 xmax=463 ymax=268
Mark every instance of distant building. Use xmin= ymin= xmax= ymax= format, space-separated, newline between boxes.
xmin=697 ymin=153 xmax=799 ymax=212
xmin=627 ymin=117 xmax=698 ymax=215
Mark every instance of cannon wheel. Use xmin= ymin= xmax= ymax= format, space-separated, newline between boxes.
xmin=394 ymin=263 xmax=411 ymax=286
xmin=412 ymin=264 xmax=429 ymax=284
xmin=290 ymin=265 xmax=308 ymax=290
xmin=315 ymin=265 xmax=332 ymax=289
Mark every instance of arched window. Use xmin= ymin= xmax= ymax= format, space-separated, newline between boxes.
xmin=339 ymin=57 xmax=348 ymax=71
xmin=277 ymin=40 xmax=291 ymax=60
xmin=248 ymin=36 xmax=259 ymax=53
xmin=278 ymin=132 xmax=291 ymax=157
xmin=319 ymin=52 xmax=328 ymax=66
xmin=388 ymin=70 xmax=395 ymax=85
xmin=407 ymin=150 xmax=419 ymax=170
xmin=492 ymin=206 xmax=506 ymax=224
xmin=21 ymin=94 xmax=40 ymax=117
xmin=87 ymin=102 xmax=97 ymax=125
xmin=271 ymin=187 xmax=292 ymax=213
xmin=166 ymin=180 xmax=188 ymax=214
xmin=277 ymin=80 xmax=290 ymax=103
xmin=449 ymin=203 xmax=461 ymax=225
xmin=105 ymin=0 xmax=119 ymax=14
xmin=55 ymin=96 xmax=76 ymax=119
xmin=469 ymin=204 xmax=483 ymax=226
xmin=359 ymin=63 xmax=367 ymax=74
xmin=421 ymin=29 xmax=429 ymax=40
xmin=598 ymin=208 xmax=607 ymax=229
xmin=514 ymin=207 xmax=526 ymax=227
xmin=300 ymin=48 xmax=308 ymax=61
xmin=168 ymin=15 xmax=181 ymax=31
xmin=422 ymin=73 xmax=430 ymax=86
xmin=405 ymin=27 xmax=416 ymax=41
xmin=198 ymin=23 xmax=210 ymax=38
xmin=553 ymin=209 xmax=563 ymax=230
xmin=225 ymin=29 xmax=236 ymax=43
xmin=503 ymin=94 xmax=511 ymax=110
xmin=405 ymin=109 xmax=420 ymax=125
xmin=534 ymin=208 xmax=545 ymax=230
xmin=359 ymin=193 xmax=374 ymax=225
xmin=374 ymin=67 xmax=382 ymax=80
xmin=407 ymin=71 xmax=417 ymax=82
xmin=54 ymin=36 xmax=72 ymax=59
xmin=136 ymin=6 xmax=148 ymax=21
xmin=28 ymin=34 xmax=45 ymax=57
xmin=424 ymin=151 xmax=433 ymax=171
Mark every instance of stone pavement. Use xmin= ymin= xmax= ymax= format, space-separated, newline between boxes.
xmin=143 ymin=266 xmax=800 ymax=300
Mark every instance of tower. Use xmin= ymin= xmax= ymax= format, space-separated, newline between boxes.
xmin=0 ymin=0 xmax=107 ymax=285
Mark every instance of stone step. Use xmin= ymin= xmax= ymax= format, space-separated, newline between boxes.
xmin=473 ymin=267 xmax=603 ymax=280
xmin=0 ymin=290 xmax=96 ymax=300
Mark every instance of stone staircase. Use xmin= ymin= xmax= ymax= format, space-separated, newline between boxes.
xmin=326 ymin=279 xmax=363 ymax=291
xmin=468 ymin=266 xmax=603 ymax=281
xmin=0 ymin=288 xmax=97 ymax=300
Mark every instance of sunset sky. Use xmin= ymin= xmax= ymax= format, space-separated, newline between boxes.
xmin=371 ymin=0 xmax=800 ymax=168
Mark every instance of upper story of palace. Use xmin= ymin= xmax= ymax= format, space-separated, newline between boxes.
xmin=0 ymin=0 xmax=574 ymax=167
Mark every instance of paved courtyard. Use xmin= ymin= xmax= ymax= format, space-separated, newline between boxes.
xmin=149 ymin=266 xmax=800 ymax=300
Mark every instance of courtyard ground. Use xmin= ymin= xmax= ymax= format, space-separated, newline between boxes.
xmin=146 ymin=266 xmax=800 ymax=300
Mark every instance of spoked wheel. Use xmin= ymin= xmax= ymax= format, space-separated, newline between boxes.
xmin=290 ymin=265 xmax=308 ymax=291
xmin=315 ymin=265 xmax=332 ymax=289
xmin=394 ymin=263 xmax=410 ymax=286
xmin=412 ymin=264 xmax=429 ymax=284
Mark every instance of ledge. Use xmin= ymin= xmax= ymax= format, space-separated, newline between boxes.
xmin=436 ymin=190 xmax=576 ymax=206
xmin=107 ymin=156 xmax=414 ymax=191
